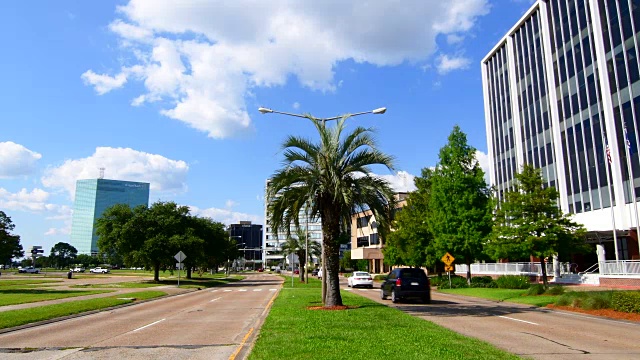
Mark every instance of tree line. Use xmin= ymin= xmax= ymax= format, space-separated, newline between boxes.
xmin=96 ymin=201 xmax=236 ymax=281
xmin=384 ymin=126 xmax=587 ymax=287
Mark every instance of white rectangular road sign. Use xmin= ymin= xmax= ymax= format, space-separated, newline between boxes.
xmin=174 ymin=251 xmax=187 ymax=263
xmin=176 ymin=263 xmax=183 ymax=270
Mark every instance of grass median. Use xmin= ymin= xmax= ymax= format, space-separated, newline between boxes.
xmin=438 ymin=288 xmax=560 ymax=307
xmin=0 ymin=289 xmax=114 ymax=306
xmin=249 ymin=280 xmax=518 ymax=360
xmin=0 ymin=290 xmax=166 ymax=329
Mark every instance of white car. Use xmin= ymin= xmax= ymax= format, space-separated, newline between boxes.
xmin=72 ymin=267 xmax=85 ymax=273
xmin=90 ymin=267 xmax=110 ymax=274
xmin=347 ymin=271 xmax=374 ymax=288
xmin=18 ymin=266 xmax=40 ymax=274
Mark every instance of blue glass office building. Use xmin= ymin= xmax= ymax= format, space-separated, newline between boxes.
xmin=70 ymin=179 xmax=150 ymax=255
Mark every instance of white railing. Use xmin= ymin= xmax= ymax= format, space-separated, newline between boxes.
xmin=455 ymin=262 xmax=572 ymax=276
xmin=599 ymin=260 xmax=640 ymax=275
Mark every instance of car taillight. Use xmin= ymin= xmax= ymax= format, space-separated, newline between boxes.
xmin=395 ymin=278 xmax=402 ymax=287
xmin=367 ymin=277 xmax=372 ymax=281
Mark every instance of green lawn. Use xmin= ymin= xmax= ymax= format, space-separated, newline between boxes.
xmin=250 ymin=281 xmax=518 ymax=360
xmin=438 ymin=288 xmax=560 ymax=307
xmin=0 ymin=288 xmax=114 ymax=306
xmin=71 ymin=282 xmax=164 ymax=288
xmin=0 ymin=290 xmax=166 ymax=329
xmin=0 ymin=279 xmax=62 ymax=286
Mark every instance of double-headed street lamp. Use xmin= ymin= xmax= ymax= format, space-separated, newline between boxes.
xmin=259 ymin=105 xmax=387 ymax=283
xmin=258 ymin=107 xmax=386 ymax=125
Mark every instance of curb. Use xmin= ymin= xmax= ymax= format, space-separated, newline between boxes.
xmin=0 ymin=288 xmax=198 ymax=335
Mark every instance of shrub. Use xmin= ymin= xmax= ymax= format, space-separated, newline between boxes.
xmin=470 ymin=276 xmax=496 ymax=288
xmin=434 ymin=275 xmax=468 ymax=289
xmin=544 ymin=285 xmax=565 ymax=295
xmin=612 ymin=291 xmax=640 ymax=313
xmin=555 ymin=291 xmax=613 ymax=310
xmin=495 ymin=275 xmax=531 ymax=289
xmin=581 ymin=292 xmax=612 ymax=310
xmin=526 ymin=284 xmax=546 ymax=296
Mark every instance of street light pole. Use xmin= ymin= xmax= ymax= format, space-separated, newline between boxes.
xmin=259 ymin=105 xmax=387 ymax=299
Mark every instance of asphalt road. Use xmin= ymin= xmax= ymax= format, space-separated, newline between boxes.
xmin=346 ymin=284 xmax=640 ymax=359
xmin=0 ymin=274 xmax=282 ymax=360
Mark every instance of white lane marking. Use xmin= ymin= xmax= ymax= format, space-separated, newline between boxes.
xmin=210 ymin=297 xmax=222 ymax=302
xmin=357 ymin=289 xmax=368 ymax=291
xmin=133 ymin=318 xmax=166 ymax=332
xmin=224 ymin=289 xmax=232 ymax=292
xmin=238 ymin=289 xmax=247 ymax=292
xmin=253 ymin=289 xmax=263 ymax=292
xmin=344 ymin=288 xmax=353 ymax=291
xmin=498 ymin=315 xmax=539 ymax=325
xmin=211 ymin=289 xmax=218 ymax=292
xmin=269 ymin=289 xmax=277 ymax=291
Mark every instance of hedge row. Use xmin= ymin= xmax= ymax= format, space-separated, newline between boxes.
xmin=611 ymin=291 xmax=640 ymax=313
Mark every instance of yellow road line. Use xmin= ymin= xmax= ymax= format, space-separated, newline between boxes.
xmin=229 ymin=327 xmax=254 ymax=360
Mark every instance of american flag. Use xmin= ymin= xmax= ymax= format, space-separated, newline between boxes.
xmin=606 ymin=143 xmax=612 ymax=164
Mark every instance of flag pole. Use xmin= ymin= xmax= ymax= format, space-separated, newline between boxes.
xmin=623 ymin=125 xmax=640 ymax=255
xmin=603 ymin=134 xmax=620 ymax=262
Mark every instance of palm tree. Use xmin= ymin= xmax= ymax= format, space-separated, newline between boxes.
xmin=267 ymin=116 xmax=396 ymax=307
xmin=280 ymin=228 xmax=321 ymax=282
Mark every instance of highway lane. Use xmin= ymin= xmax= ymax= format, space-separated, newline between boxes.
xmin=345 ymin=285 xmax=640 ymax=360
xmin=0 ymin=274 xmax=282 ymax=360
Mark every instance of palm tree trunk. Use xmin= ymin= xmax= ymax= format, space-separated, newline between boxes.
xmin=321 ymin=245 xmax=327 ymax=304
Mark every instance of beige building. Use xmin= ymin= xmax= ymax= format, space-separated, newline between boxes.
xmin=350 ymin=192 xmax=408 ymax=274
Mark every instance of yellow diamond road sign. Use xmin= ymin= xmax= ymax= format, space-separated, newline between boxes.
xmin=444 ymin=265 xmax=454 ymax=272
xmin=441 ymin=252 xmax=455 ymax=265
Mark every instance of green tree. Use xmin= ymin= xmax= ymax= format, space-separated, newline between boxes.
xmin=383 ymin=168 xmax=435 ymax=269
xmin=0 ymin=211 xmax=23 ymax=266
xmin=267 ymin=116 xmax=396 ymax=307
xmin=486 ymin=164 xmax=587 ymax=288
xmin=185 ymin=216 xmax=228 ymax=278
xmin=50 ymin=242 xmax=78 ymax=269
xmin=75 ymin=254 xmax=98 ymax=268
xmin=429 ymin=126 xmax=493 ymax=283
xmin=280 ymin=229 xmax=319 ymax=282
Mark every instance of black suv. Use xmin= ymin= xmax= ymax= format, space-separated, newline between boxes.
xmin=380 ymin=268 xmax=430 ymax=303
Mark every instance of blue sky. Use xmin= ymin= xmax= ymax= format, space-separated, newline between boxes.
xmin=0 ymin=0 xmax=535 ymax=256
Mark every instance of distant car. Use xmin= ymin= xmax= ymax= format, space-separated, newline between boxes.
xmin=18 ymin=266 xmax=40 ymax=274
xmin=348 ymin=271 xmax=374 ymax=288
xmin=72 ymin=267 xmax=85 ymax=273
xmin=293 ymin=269 xmax=300 ymax=274
xmin=90 ymin=267 xmax=110 ymax=274
xmin=311 ymin=269 xmax=319 ymax=276
xmin=380 ymin=268 xmax=430 ymax=304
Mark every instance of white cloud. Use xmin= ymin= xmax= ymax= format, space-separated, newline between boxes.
xmin=377 ymin=171 xmax=417 ymax=193
xmin=225 ymin=199 xmax=238 ymax=208
xmin=41 ymin=147 xmax=189 ymax=198
xmin=447 ymin=34 xmax=465 ymax=44
xmin=0 ymin=141 xmax=42 ymax=178
xmin=81 ymin=70 xmax=128 ymax=95
xmin=292 ymin=102 xmax=300 ymax=110
xmin=475 ymin=150 xmax=491 ymax=184
xmin=189 ymin=205 xmax=262 ymax=226
xmin=436 ymin=54 xmax=471 ymax=74
xmin=44 ymin=205 xmax=73 ymax=236
xmin=84 ymin=0 xmax=490 ymax=139
xmin=0 ymin=187 xmax=52 ymax=212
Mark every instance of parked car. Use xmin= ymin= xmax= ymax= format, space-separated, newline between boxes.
xmin=348 ymin=271 xmax=374 ymax=288
xmin=18 ymin=266 xmax=40 ymax=274
xmin=90 ymin=267 xmax=110 ymax=274
xmin=72 ymin=267 xmax=85 ymax=273
xmin=311 ymin=269 xmax=319 ymax=276
xmin=293 ymin=269 xmax=300 ymax=274
xmin=380 ymin=268 xmax=430 ymax=304
xmin=257 ymin=268 xmax=264 ymax=272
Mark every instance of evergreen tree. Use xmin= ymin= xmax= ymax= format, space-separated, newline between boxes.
xmin=429 ymin=126 xmax=493 ymax=283
xmin=486 ymin=164 xmax=587 ymax=287
xmin=0 ymin=211 xmax=23 ymax=266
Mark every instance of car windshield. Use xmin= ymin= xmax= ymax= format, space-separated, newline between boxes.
xmin=400 ymin=269 xmax=426 ymax=279
xmin=354 ymin=272 xmax=369 ymax=277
